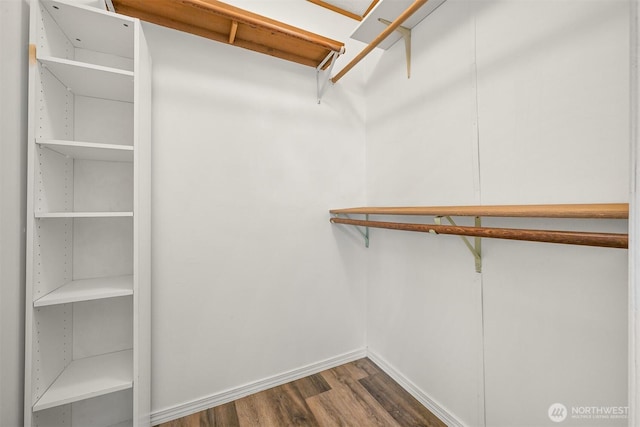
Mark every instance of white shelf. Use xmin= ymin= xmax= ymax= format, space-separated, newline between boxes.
xmin=35 ymin=212 xmax=133 ymax=218
xmin=34 ymin=275 xmax=133 ymax=307
xmin=39 ymin=56 xmax=134 ymax=102
xmin=351 ymin=0 xmax=447 ymax=49
xmin=37 ymin=140 xmax=133 ymax=162
xmin=33 ymin=350 xmax=133 ymax=412
xmin=41 ymin=0 xmax=135 ymax=59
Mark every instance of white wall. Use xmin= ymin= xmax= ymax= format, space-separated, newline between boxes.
xmin=364 ymin=1 xmax=629 ymax=426
xmin=143 ymin=4 xmax=368 ymax=414
xmin=0 ymin=0 xmax=28 ymax=426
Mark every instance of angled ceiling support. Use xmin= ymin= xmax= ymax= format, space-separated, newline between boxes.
xmin=378 ymin=18 xmax=411 ymax=78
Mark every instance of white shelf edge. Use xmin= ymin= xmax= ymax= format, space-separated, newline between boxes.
xmin=33 ymin=349 xmax=133 ymax=412
xmin=350 ymin=0 xmax=448 ymax=50
xmin=34 ymin=275 xmax=133 ymax=307
xmin=36 ymin=140 xmax=134 ymax=162
xmin=37 ymin=140 xmax=134 ymax=152
xmin=35 ymin=212 xmax=134 ymax=218
xmin=38 ymin=55 xmax=134 ymax=77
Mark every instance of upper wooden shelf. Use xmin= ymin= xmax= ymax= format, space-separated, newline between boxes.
xmin=112 ymin=0 xmax=345 ymax=68
xmin=330 ymin=203 xmax=629 ymax=219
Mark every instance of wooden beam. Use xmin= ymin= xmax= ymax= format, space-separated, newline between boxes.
xmin=331 ymin=0 xmax=429 ymax=83
xmin=307 ymin=0 xmax=362 ymax=21
xmin=330 ymin=217 xmax=629 ymax=249
xmin=330 ymin=203 xmax=630 ymax=219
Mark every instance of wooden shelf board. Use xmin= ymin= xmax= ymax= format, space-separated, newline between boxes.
xmin=34 ymin=275 xmax=133 ymax=307
xmin=330 ymin=203 xmax=629 ymax=219
xmin=33 ymin=350 xmax=133 ymax=412
xmin=37 ymin=140 xmax=133 ymax=162
xmin=39 ymin=56 xmax=133 ymax=102
xmin=35 ymin=212 xmax=134 ymax=218
xmin=350 ymin=0 xmax=447 ymax=50
xmin=112 ymin=0 xmax=345 ymax=68
xmin=41 ymin=0 xmax=135 ymax=58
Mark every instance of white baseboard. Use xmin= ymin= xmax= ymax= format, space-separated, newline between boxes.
xmin=150 ymin=348 xmax=367 ymax=425
xmin=366 ymin=348 xmax=466 ymax=427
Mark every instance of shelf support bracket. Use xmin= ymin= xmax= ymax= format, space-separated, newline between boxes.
xmin=229 ymin=21 xmax=239 ymax=44
xmin=435 ymin=216 xmax=482 ymax=273
xmin=378 ymin=18 xmax=412 ymax=78
xmin=334 ymin=213 xmax=369 ymax=248
xmin=317 ymin=50 xmax=341 ymax=104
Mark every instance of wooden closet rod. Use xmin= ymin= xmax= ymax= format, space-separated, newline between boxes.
xmin=330 ymin=217 xmax=629 ymax=249
xmin=331 ymin=0 xmax=429 ymax=83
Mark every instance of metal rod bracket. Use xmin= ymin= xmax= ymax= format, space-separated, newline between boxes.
xmin=378 ymin=18 xmax=412 ymax=78
xmin=437 ymin=216 xmax=483 ymax=273
xmin=334 ymin=213 xmax=369 ymax=247
xmin=317 ymin=50 xmax=341 ymax=104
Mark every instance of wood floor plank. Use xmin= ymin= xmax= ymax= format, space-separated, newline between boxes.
xmin=265 ymin=382 xmax=320 ymax=426
xmin=235 ymin=382 xmax=319 ymax=427
xmin=157 ymin=409 xmax=213 ymax=427
xmin=308 ymin=365 xmax=401 ymax=427
xmin=359 ymin=371 xmax=447 ymax=427
xmin=339 ymin=360 xmax=372 ymax=381
xmin=306 ymin=386 xmax=402 ymax=427
xmin=213 ymin=401 xmax=240 ymax=426
xmin=294 ymin=373 xmax=331 ymax=399
xmin=235 ymin=391 xmax=277 ymax=426
xmin=306 ymin=389 xmax=363 ymax=427
xmin=353 ymin=358 xmax=384 ymax=377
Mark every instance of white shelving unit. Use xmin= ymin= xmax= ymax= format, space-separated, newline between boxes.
xmin=26 ymin=1 xmax=151 ymax=426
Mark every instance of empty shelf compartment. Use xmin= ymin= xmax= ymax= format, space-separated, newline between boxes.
xmin=33 ymin=349 xmax=133 ymax=412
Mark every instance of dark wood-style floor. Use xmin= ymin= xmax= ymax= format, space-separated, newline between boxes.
xmin=157 ymin=358 xmax=446 ymax=427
